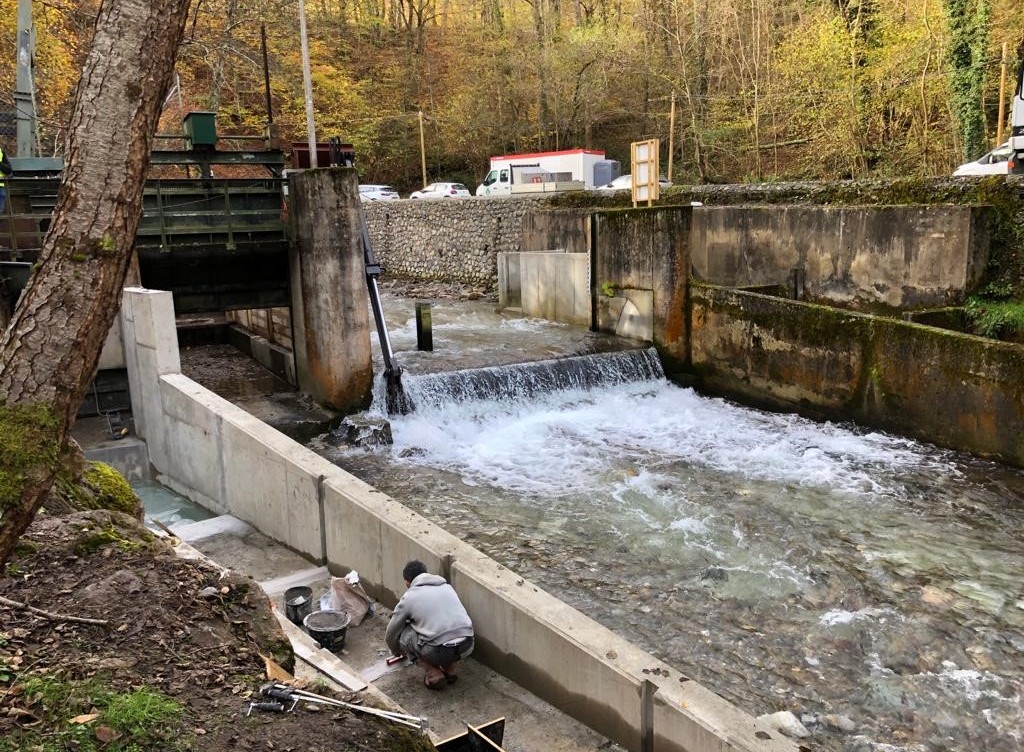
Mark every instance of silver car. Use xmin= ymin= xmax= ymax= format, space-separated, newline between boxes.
xmin=359 ymin=184 xmax=401 ymax=201
xmin=594 ymin=174 xmax=672 ymax=192
xmin=409 ymin=182 xmax=471 ymax=199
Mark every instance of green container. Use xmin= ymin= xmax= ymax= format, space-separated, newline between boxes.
xmin=182 ymin=111 xmax=217 ymax=148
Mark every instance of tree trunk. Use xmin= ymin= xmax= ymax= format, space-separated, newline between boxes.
xmin=0 ymin=0 xmax=192 ymax=566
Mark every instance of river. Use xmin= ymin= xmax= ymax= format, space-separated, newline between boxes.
xmin=315 ymin=295 xmax=1024 ymax=752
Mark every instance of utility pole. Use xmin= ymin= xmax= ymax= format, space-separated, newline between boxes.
xmin=418 ymin=111 xmax=427 ymax=187
xmin=298 ymin=0 xmax=317 ymax=167
xmin=667 ymin=91 xmax=676 ymax=181
xmin=15 ymin=0 xmax=37 ymax=157
xmin=262 ymin=23 xmax=278 ymax=144
xmin=997 ymin=42 xmax=1009 ymax=146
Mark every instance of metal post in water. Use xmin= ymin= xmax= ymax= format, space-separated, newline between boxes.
xmin=358 ymin=203 xmax=413 ymax=415
xmin=415 ymin=302 xmax=433 ymax=352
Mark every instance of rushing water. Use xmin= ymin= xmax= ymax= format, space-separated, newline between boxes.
xmin=315 ymin=296 xmax=1024 ymax=752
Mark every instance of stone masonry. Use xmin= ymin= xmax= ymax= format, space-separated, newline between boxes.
xmin=363 ymin=195 xmax=556 ymax=287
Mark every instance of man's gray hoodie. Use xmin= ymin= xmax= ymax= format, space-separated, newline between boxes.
xmin=385 ymin=573 xmax=473 ymax=655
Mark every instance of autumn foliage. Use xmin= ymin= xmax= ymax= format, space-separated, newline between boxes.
xmin=1 ymin=0 xmax=1022 ymax=191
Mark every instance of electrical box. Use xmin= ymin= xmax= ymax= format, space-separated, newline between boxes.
xmin=182 ymin=111 xmax=217 ymax=149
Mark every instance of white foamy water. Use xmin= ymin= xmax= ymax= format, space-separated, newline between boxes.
xmin=391 ymin=379 xmax=957 ymax=502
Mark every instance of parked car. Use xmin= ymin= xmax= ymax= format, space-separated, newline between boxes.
xmin=953 ymin=142 xmax=1012 ymax=176
xmin=409 ymin=182 xmax=471 ymax=199
xmin=593 ymin=174 xmax=672 ymax=192
xmin=359 ymin=184 xmax=400 ymax=201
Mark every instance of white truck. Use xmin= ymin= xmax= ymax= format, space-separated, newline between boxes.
xmin=476 ymin=148 xmax=607 ymax=196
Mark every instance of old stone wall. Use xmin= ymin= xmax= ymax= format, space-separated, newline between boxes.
xmin=363 ymin=196 xmax=588 ymax=287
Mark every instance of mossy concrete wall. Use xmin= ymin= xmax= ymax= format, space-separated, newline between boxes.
xmin=690 ymin=284 xmax=1024 ymax=465
xmin=691 ymin=205 xmax=989 ymax=312
xmin=289 ymin=167 xmax=373 ymax=413
xmin=592 ymin=207 xmax=691 ymax=370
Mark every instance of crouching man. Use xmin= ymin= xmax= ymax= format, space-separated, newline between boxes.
xmin=385 ymin=560 xmax=475 ymax=690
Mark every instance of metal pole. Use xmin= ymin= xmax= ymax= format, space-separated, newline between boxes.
xmin=667 ymin=91 xmax=676 ymax=181
xmin=298 ymin=0 xmax=317 ymax=167
xmin=15 ymin=0 xmax=36 ymax=157
xmin=997 ymin=42 xmax=1009 ymax=146
xmin=260 ymin=24 xmax=274 ymax=126
xmin=418 ymin=111 xmax=427 ymax=187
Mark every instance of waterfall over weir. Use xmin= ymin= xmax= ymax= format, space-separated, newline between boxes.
xmin=399 ymin=347 xmax=665 ymax=410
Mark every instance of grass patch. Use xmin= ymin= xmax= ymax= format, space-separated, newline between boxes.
xmin=0 ymin=675 xmax=189 ymax=752
xmin=963 ymin=297 xmax=1024 ymax=341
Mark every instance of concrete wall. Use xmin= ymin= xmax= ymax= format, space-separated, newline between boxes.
xmin=122 ymin=287 xmax=796 ymax=752
xmin=690 ymin=284 xmax=1024 ymax=465
xmin=289 ymin=167 xmax=373 ymax=413
xmin=691 ymin=205 xmax=989 ymax=311
xmin=593 ymin=207 xmax=691 ymax=370
xmin=519 ymin=252 xmax=590 ymax=325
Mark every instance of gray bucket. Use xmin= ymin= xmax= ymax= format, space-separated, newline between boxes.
xmin=284 ymin=586 xmax=312 ymax=626
xmin=303 ymin=609 xmax=351 ymax=651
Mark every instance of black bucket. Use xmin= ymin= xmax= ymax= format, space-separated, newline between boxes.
xmin=283 ymin=586 xmax=313 ymax=626
xmin=303 ymin=609 xmax=351 ymax=651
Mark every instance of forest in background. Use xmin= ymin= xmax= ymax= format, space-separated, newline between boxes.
xmin=0 ymin=0 xmax=1022 ymax=192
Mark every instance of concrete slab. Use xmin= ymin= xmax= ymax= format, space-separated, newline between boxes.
xmin=184 ymin=526 xmax=319 ymax=583
xmin=334 ymin=603 xmax=622 ymax=752
xmin=260 ymin=566 xmax=331 ymax=598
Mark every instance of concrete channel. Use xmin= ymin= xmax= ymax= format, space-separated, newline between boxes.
xmin=71 ymin=287 xmax=800 ymax=752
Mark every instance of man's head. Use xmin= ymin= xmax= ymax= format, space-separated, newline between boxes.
xmin=403 ymin=560 xmax=427 ymax=585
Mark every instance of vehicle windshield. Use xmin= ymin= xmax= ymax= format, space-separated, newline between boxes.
xmin=482 ymin=170 xmax=497 ymax=186
xmin=452 ymin=184 xmax=467 ymax=191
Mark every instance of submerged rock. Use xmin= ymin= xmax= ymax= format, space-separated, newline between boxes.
xmin=756 ymin=710 xmax=810 ymax=739
xmin=333 ymin=416 xmax=394 ymax=447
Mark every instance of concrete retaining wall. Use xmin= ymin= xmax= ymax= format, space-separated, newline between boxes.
xmin=593 ymin=208 xmax=691 ymax=370
xmin=520 ymin=252 xmax=590 ymax=325
xmin=691 ymin=284 xmax=1024 ymax=464
xmin=691 ymin=205 xmax=989 ymax=311
xmin=122 ymin=287 xmax=796 ymax=752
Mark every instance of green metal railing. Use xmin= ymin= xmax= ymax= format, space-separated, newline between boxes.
xmin=0 ymin=176 xmax=290 ymax=258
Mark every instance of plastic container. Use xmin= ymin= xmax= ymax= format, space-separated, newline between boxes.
xmin=283 ymin=586 xmax=313 ymax=626
xmin=303 ymin=610 xmax=351 ymax=651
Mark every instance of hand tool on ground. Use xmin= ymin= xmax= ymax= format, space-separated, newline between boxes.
xmin=260 ymin=683 xmax=428 ymax=730
xmin=363 ymin=653 xmax=409 ymax=682
xmin=246 ymin=700 xmax=286 ymax=716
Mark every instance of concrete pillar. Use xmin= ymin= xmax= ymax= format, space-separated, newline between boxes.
xmin=120 ymin=287 xmax=181 ymax=463
xmin=288 ymin=167 xmax=373 ymax=413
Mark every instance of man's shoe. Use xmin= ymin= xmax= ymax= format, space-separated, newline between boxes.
xmin=424 ymin=668 xmax=447 ymax=690
xmin=442 ymin=664 xmax=458 ymax=684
